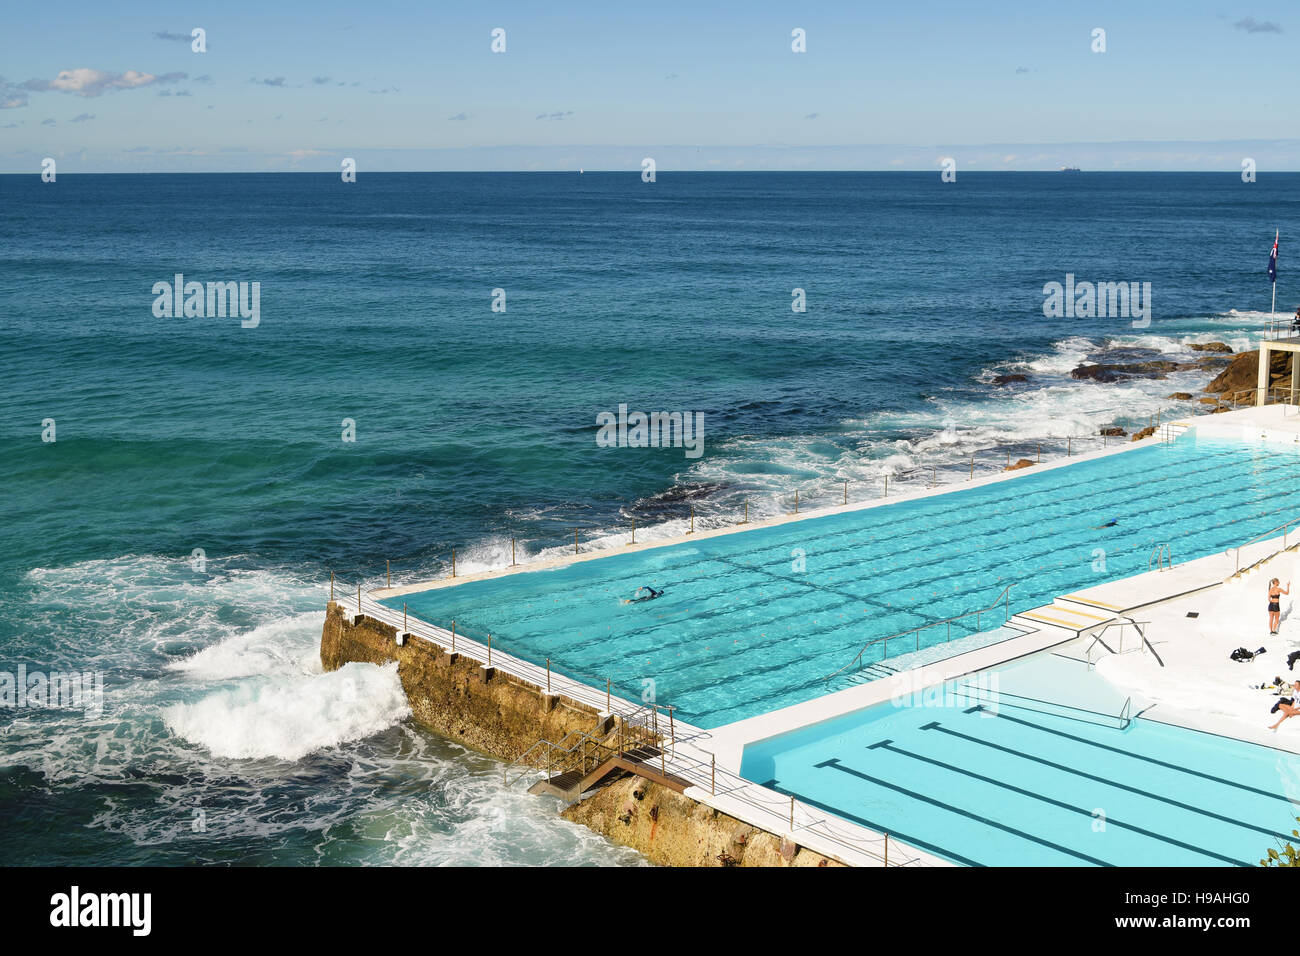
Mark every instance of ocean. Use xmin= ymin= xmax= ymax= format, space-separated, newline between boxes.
xmin=1 ymin=171 xmax=1295 ymax=865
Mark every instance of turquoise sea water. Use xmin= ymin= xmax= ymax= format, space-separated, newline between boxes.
xmin=2 ymin=172 xmax=1297 ymax=864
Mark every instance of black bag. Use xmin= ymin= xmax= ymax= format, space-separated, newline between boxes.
xmin=1231 ymin=647 xmax=1254 ymax=662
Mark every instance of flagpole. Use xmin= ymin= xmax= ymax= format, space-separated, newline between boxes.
xmin=1270 ymin=229 xmax=1278 ymax=334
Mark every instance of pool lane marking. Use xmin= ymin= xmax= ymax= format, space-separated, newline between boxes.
xmin=971 ymin=706 xmax=1296 ymax=804
xmin=921 ymin=720 xmax=1296 ymax=842
xmin=812 ymin=756 xmax=1113 ymax=866
xmin=859 ymin=738 xmax=1249 ymax=866
xmin=758 ymin=777 xmax=985 ymax=867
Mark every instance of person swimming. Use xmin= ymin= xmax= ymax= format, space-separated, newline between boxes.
xmin=623 ymin=586 xmax=663 ymax=604
xmin=1094 ymin=518 xmax=1119 ymax=529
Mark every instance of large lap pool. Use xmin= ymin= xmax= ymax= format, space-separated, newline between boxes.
xmin=385 ymin=435 xmax=1300 ymax=727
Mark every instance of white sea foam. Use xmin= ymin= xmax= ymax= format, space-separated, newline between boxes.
xmin=163 ymin=662 xmax=410 ymax=761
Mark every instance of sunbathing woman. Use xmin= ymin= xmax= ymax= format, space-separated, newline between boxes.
xmin=1270 ymin=682 xmax=1300 ymax=731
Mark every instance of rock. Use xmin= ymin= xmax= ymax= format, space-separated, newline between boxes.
xmin=1004 ymin=458 xmax=1035 ymax=471
xmin=1130 ymin=426 xmax=1158 ymax=441
xmin=1071 ymin=364 xmax=1120 ymax=383
xmin=992 ymin=373 xmax=1029 ymax=385
xmin=1206 ymin=349 xmax=1292 ymax=397
xmin=1072 ymin=359 xmax=1196 ymax=383
xmin=1198 ymin=396 xmax=1220 ymax=404
xmin=1190 ymin=342 xmax=1233 ymax=353
xmin=1099 ymin=426 xmax=1127 ymax=437
xmin=780 ymin=837 xmax=798 ymax=861
xmin=1167 ymin=392 xmax=1192 ymax=400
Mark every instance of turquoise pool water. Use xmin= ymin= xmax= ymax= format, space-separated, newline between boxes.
xmin=739 ymin=682 xmax=1300 ymax=866
xmin=384 ymin=436 xmax=1300 ymax=727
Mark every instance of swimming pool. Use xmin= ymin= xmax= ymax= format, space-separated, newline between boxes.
xmin=384 ymin=435 xmax=1300 ymax=727
xmin=739 ymin=669 xmax=1300 ymax=866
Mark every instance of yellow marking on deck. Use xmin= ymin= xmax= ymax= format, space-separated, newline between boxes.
xmin=1060 ymin=594 xmax=1125 ymax=612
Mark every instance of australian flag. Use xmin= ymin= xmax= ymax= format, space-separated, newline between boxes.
xmin=1269 ymin=230 xmax=1279 ymax=283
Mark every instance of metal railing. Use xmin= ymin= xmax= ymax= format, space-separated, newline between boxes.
xmin=1233 ymin=514 xmax=1300 ymax=573
xmin=824 ymin=584 xmax=1014 ymax=682
xmin=955 ymin=682 xmax=1134 ymax=730
xmin=1083 ymin=618 xmax=1161 ymax=669
xmin=1264 ymin=316 xmax=1300 ymax=341
xmin=1223 ymin=385 xmax=1299 ymax=410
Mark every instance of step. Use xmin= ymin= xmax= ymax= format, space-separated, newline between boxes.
xmin=1011 ymin=603 xmax=1114 ymax=634
xmin=1057 ymin=592 xmax=1129 ymax=616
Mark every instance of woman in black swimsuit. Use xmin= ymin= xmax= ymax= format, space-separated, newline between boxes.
xmin=1269 ymin=578 xmax=1291 ymax=635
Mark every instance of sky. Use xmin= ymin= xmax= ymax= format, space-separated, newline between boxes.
xmin=0 ymin=0 xmax=1295 ymax=172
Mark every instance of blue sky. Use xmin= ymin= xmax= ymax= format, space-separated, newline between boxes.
xmin=0 ymin=0 xmax=1295 ymax=171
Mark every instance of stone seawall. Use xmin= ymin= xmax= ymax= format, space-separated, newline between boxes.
xmin=320 ymin=603 xmax=844 ymax=867
xmin=320 ymin=602 xmax=600 ymax=756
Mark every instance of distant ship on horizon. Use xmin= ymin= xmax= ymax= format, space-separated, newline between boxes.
xmin=1060 ymin=165 xmax=1082 ymax=173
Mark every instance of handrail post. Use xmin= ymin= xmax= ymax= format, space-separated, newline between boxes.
xmin=711 ymin=754 xmax=716 ymax=795
xmin=688 ymin=504 xmax=694 ymax=535
xmin=357 ymin=581 xmax=361 ymax=614
xmin=329 ymin=570 xmax=334 ymax=601
xmin=512 ymin=537 xmax=517 ymax=566
xmin=546 ymin=657 xmax=551 ymax=693
xmin=386 ymin=559 xmax=391 ymax=588
xmin=843 ymin=479 xmax=848 ymax=505
xmin=451 ymin=548 xmax=456 ymax=578
xmin=451 ymin=619 xmax=456 ymax=652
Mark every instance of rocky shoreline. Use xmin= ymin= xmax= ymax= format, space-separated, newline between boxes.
xmin=1001 ymin=341 xmax=1292 ymax=435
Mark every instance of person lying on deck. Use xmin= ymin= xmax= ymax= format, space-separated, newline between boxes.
xmin=623 ymin=586 xmax=663 ymax=604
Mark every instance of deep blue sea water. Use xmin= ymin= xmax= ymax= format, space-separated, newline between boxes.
xmin=1 ymin=171 xmax=1296 ymax=864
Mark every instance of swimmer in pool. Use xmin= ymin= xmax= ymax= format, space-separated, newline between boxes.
xmin=1094 ymin=518 xmax=1119 ymax=529
xmin=623 ymin=586 xmax=663 ymax=604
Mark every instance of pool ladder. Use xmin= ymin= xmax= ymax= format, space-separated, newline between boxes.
xmin=1148 ymin=542 xmax=1172 ymax=571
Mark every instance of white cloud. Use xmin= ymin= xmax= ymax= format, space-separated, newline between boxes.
xmin=24 ymin=68 xmax=186 ymax=98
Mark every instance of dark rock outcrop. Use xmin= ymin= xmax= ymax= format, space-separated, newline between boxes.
xmin=1205 ymin=349 xmax=1292 ymax=398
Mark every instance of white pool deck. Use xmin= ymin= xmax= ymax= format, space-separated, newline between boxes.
xmin=359 ymin=403 xmax=1300 ymax=866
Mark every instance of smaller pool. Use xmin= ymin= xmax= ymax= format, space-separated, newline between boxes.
xmin=740 ymin=657 xmax=1300 ymax=866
